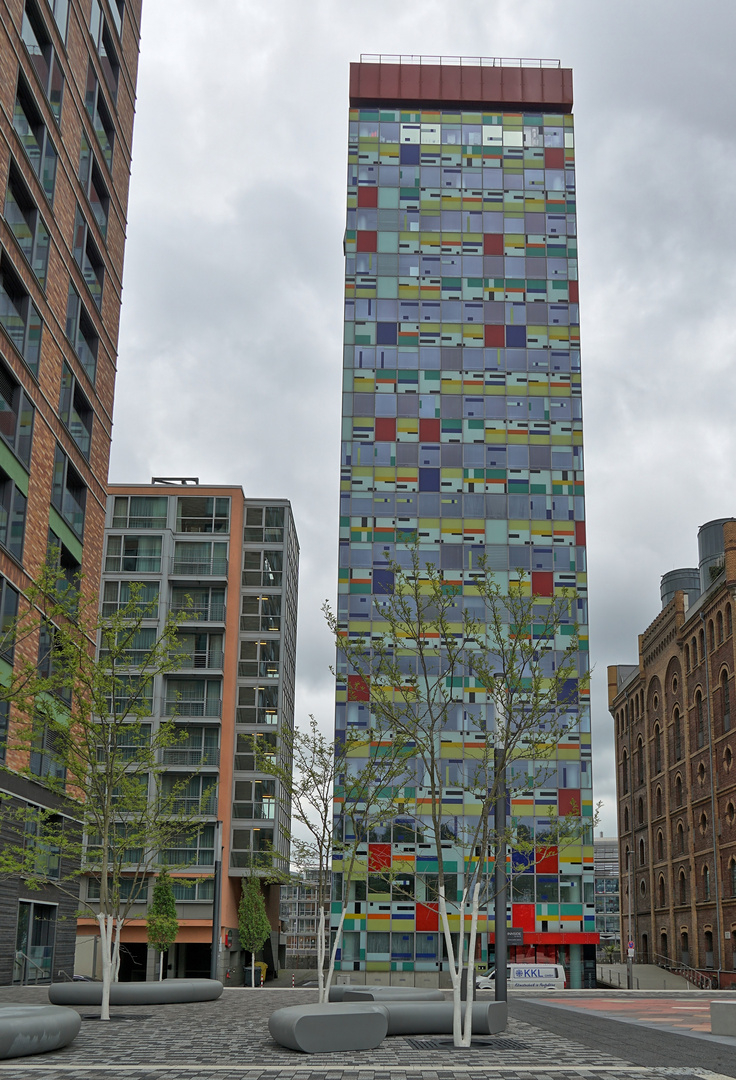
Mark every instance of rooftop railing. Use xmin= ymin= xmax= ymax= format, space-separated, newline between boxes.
xmin=359 ymin=54 xmax=561 ymax=69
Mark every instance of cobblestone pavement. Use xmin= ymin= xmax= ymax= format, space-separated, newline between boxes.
xmin=0 ymin=987 xmax=733 ymax=1080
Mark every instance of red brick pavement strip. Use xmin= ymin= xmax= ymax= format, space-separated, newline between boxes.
xmin=544 ymin=996 xmax=716 ymax=1033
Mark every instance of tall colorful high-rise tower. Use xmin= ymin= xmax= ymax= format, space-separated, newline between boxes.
xmin=333 ymin=56 xmax=596 ymax=988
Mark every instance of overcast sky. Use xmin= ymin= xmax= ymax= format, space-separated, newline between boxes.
xmin=109 ymin=0 xmax=736 ymax=837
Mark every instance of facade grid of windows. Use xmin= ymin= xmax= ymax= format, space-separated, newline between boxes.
xmin=332 ymin=57 xmax=595 ymax=988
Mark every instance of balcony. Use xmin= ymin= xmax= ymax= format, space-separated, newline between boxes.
xmin=170 ymin=650 xmax=223 ymax=672
xmin=238 ymin=661 xmax=280 ymax=679
xmin=171 ymin=558 xmax=227 ymax=578
xmin=170 ymin=602 xmax=225 ymax=623
xmin=163 ymin=698 xmax=221 ymax=718
xmin=166 ymin=795 xmax=217 ymax=816
xmin=161 ymin=747 xmax=220 ymax=767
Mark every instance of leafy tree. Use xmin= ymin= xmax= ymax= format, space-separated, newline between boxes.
xmin=0 ymin=560 xmax=210 ymax=1019
xmin=238 ymin=875 xmax=272 ymax=988
xmin=147 ymin=869 xmax=179 ymax=980
xmin=325 ymin=549 xmax=593 ymax=1045
xmin=259 ymin=715 xmax=410 ymax=1000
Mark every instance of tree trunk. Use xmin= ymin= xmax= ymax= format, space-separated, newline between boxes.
xmin=159 ymin=951 xmax=164 ymax=981
xmin=112 ymin=919 xmax=123 ymax=983
xmin=323 ymin=907 xmax=346 ymax=1003
xmin=251 ymin=952 xmax=256 ymax=989
xmin=316 ymin=906 xmax=326 ymax=1003
xmin=460 ymin=884 xmax=480 ymax=1047
xmin=439 ymin=887 xmax=464 ymax=1047
xmin=97 ymin=914 xmax=113 ymax=1022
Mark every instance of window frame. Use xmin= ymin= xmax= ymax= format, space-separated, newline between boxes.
xmin=72 ymin=204 xmax=104 ymax=310
xmin=50 ymin=444 xmax=86 ymax=538
xmin=21 ymin=0 xmax=65 ymax=124
xmin=0 ymin=250 xmax=43 ymax=376
xmin=59 ymin=362 xmax=93 ymax=459
xmin=0 ymin=356 xmax=34 ymax=467
xmin=13 ymin=74 xmax=57 ymax=204
xmin=4 ymin=162 xmax=50 ymax=288
xmin=65 ymin=281 xmax=98 ymax=383
xmin=84 ymin=62 xmax=114 ymax=171
xmin=0 ymin=467 xmax=28 ymax=560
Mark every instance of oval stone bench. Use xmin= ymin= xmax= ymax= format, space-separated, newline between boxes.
xmin=49 ymin=978 xmax=223 ymax=1007
xmin=342 ymin=987 xmax=445 ymax=1002
xmin=269 ymin=1002 xmax=388 ymax=1053
xmin=269 ymin=999 xmax=507 ymax=1052
xmin=0 ymin=1004 xmax=81 ymax=1060
xmin=329 ymin=985 xmax=444 ymax=1002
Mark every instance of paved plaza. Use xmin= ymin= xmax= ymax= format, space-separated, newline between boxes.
xmin=0 ymin=987 xmax=734 ymax=1080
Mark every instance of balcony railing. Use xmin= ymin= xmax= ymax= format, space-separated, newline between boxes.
xmin=165 ymin=795 xmax=217 ymax=816
xmin=170 ymin=603 xmax=225 ymax=623
xmin=161 ymin=747 xmax=220 ymax=767
xmin=171 ymin=558 xmax=227 ymax=577
xmin=164 ymin=698 xmax=221 ymax=718
xmin=170 ymin=651 xmax=223 ymax=671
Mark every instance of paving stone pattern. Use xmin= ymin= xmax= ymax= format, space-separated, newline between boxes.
xmin=0 ymin=988 xmax=730 ymax=1080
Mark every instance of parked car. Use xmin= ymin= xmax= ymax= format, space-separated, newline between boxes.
xmin=475 ymin=963 xmax=566 ymax=991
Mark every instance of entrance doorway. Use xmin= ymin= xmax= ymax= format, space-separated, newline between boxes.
xmin=118 ymin=942 xmax=148 ymax=982
xmin=14 ymin=901 xmax=57 ymax=984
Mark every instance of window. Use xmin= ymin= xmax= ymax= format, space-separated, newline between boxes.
xmin=718 ymin=611 xmax=724 ymax=645
xmin=4 ymin=165 xmax=49 ymax=287
xmin=21 ymin=1 xmax=64 ymax=122
xmin=0 ymin=358 xmax=34 ymax=467
xmin=0 ymin=469 xmax=27 ymax=560
xmin=13 ymin=77 xmax=57 ymax=202
xmin=679 ymin=871 xmax=687 ymax=904
xmin=87 ymin=876 xmax=143 ymax=902
xmin=84 ymin=63 xmax=114 ymax=170
xmin=89 ymin=0 xmax=119 ymax=99
xmin=38 ymin=621 xmax=71 ymax=703
xmin=238 ymin=638 xmax=280 ymax=680
xmin=72 ymin=205 xmax=104 ymax=309
xmin=59 ymin=363 xmax=92 ymax=458
xmin=0 ymin=252 xmax=43 ymax=375
xmin=657 ymin=830 xmax=664 ymax=860
xmin=723 ymin=671 xmax=731 ymax=733
xmin=0 ymin=577 xmax=19 ymax=663
xmin=621 ymin=749 xmax=629 ymax=795
xmin=639 ymin=838 xmax=645 ymax=865
xmin=65 ymin=283 xmax=98 ymax=382
xmin=709 ymin=620 xmax=715 ymax=652
xmin=51 ymin=445 xmax=85 ymax=537
xmin=654 ymin=725 xmax=662 ymax=773
xmin=637 ymin=797 xmax=644 ymax=825
xmin=172 ymin=631 xmax=223 ymax=670
xmin=176 ymin=496 xmax=230 ymax=534
xmin=229 ymin=826 xmax=274 ymax=869
xmin=170 ymin=586 xmax=224 ymax=621
xmin=674 ymin=707 xmax=682 ymax=761
xmin=731 ymin=859 xmax=736 ymax=898
xmin=676 ymin=822 xmax=686 ymax=854
xmin=728 ymin=604 xmax=733 ymax=637
xmin=658 ymin=876 xmax=665 ymax=907
xmin=675 ymin=774 xmax=683 ymax=807
xmin=24 ymin=812 xmax=61 ymax=877
xmin=703 ymin=865 xmax=711 ymax=901
xmin=685 ymin=644 xmax=690 ymax=671
xmin=47 ymin=0 xmax=69 ymax=38
xmin=171 ymin=877 xmax=214 ymax=901
xmin=241 ymin=593 xmax=281 ymax=632
xmin=47 ymin=528 xmax=80 ymax=602
xmin=105 ymin=673 xmax=153 ymax=715
xmin=637 ymin=736 xmax=644 ymax=785
xmin=244 ymin=505 xmax=285 ymax=543
xmin=232 ymin=778 xmax=276 ymax=819
xmin=112 ymin=495 xmax=168 ymax=529
xmin=623 ymin=805 xmax=629 ymax=832
xmin=656 ymin=786 xmax=663 ymax=817
xmin=0 ymin=699 xmax=8 ymax=761
xmin=161 ymin=773 xmax=217 ymax=815
xmin=172 ymin=541 xmax=227 ymax=576
xmin=161 ymin=725 xmax=219 ymax=767
xmin=104 ymin=534 xmax=162 ymax=573
xmin=101 ymin=580 xmax=159 ymax=617
xmin=100 ymin=627 xmax=156 ymax=666
xmin=164 ymin=677 xmax=221 ymax=717
xmin=236 ymin=684 xmax=278 ymax=726
xmin=696 ymin=691 xmax=705 ymax=748
xmin=30 ymin=718 xmax=65 ymax=781
xmin=79 ymin=134 xmax=109 ymax=238
xmin=242 ymin=549 xmax=283 ymax=587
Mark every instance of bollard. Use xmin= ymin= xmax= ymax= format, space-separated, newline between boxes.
xmin=292 ymin=973 xmax=295 ymax=988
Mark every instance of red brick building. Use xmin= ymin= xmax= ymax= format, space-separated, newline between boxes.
xmin=0 ymin=0 xmax=142 ymax=984
xmin=609 ymin=518 xmax=736 ymax=988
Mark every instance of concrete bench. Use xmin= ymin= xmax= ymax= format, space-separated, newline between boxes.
xmin=49 ymin=978 xmax=223 ymax=1007
xmin=268 ymin=1002 xmax=388 ymax=1053
xmin=710 ymin=1000 xmax=736 ymax=1036
xmin=0 ymin=1004 xmax=81 ymax=1060
xmin=380 ymin=1000 xmax=507 ymax=1036
xmin=340 ymin=987 xmax=445 ymax=1002
xmin=269 ymin=999 xmax=508 ymax=1052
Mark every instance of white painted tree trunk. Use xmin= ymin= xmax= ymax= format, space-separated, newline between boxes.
xmin=460 ymin=884 xmax=480 ymax=1047
xmin=251 ymin=953 xmax=256 ymax=989
xmin=112 ymin=919 xmax=123 ymax=983
xmin=97 ymin=914 xmax=114 ymax=1022
xmin=316 ymin=906 xmax=326 ymax=1003
xmin=159 ymin=951 xmax=164 ymax=981
xmin=322 ymin=907 xmax=346 ymax=1003
xmin=439 ymin=886 xmax=465 ymax=1047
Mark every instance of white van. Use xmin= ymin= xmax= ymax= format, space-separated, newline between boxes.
xmin=475 ymin=963 xmax=566 ymax=991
